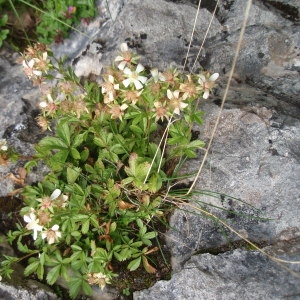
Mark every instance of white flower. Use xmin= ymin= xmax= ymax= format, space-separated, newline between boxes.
xmin=198 ymin=72 xmax=219 ymax=99
xmin=0 ymin=139 xmax=8 ymax=151
xmin=150 ymin=68 xmax=165 ymax=82
xmin=101 ymin=75 xmax=119 ymax=103
xmin=50 ymin=188 xmax=69 ymax=208
xmin=122 ymin=64 xmax=147 ymax=90
xmin=167 ymin=89 xmax=188 ymax=115
xmin=115 ymin=43 xmax=132 ymax=70
xmin=24 ymin=212 xmax=43 ymax=240
xmin=39 ymin=93 xmax=54 ymax=109
xmin=41 ymin=224 xmax=62 ymax=244
xmin=87 ymin=272 xmax=110 ymax=290
xmin=22 ymin=59 xmax=42 ymax=78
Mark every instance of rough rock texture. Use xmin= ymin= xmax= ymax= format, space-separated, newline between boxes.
xmin=166 ymin=102 xmax=300 ymax=270
xmin=134 ymin=248 xmax=300 ymax=300
xmin=1 ymin=0 xmax=300 ymax=299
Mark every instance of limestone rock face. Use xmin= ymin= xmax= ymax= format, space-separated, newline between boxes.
xmin=1 ymin=0 xmax=300 ymax=299
xmin=134 ymin=248 xmax=300 ymax=300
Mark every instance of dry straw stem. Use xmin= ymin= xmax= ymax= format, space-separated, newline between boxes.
xmin=187 ymin=0 xmax=253 ymax=195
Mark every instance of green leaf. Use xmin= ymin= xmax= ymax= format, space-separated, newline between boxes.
xmin=136 ymin=219 xmax=143 ymax=228
xmin=81 ymin=148 xmax=89 ymax=161
xmin=71 ymin=245 xmax=83 ymax=251
xmin=57 ymin=121 xmax=71 ymax=146
xmin=81 ymin=280 xmax=93 ymax=296
xmin=67 ymin=167 xmax=81 ymax=184
xmin=127 ymin=256 xmax=141 ymax=271
xmin=49 ymin=150 xmax=69 ymax=171
xmin=70 ymin=148 xmax=81 ymax=160
xmin=17 ymin=241 xmax=30 ymax=253
xmin=24 ymin=260 xmax=40 ymax=276
xmin=187 ymin=140 xmax=205 ymax=148
xmin=129 ymin=125 xmax=143 ymax=135
xmin=46 ymin=265 xmax=61 ymax=285
xmin=148 ymin=173 xmax=162 ymax=193
xmin=37 ymin=263 xmax=44 ymax=280
xmin=81 ymin=219 xmax=90 ymax=234
xmin=143 ymin=231 xmax=157 ymax=240
xmin=71 ymin=231 xmax=82 ymax=237
xmin=73 ymin=133 xmax=85 ymax=148
xmin=184 ymin=148 xmax=197 ymax=158
xmin=69 ymin=276 xmax=84 ymax=299
xmin=38 ymin=136 xmax=68 ymax=150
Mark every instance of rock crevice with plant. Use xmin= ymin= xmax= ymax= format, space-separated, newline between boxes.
xmin=0 ymin=41 xmax=218 ymax=298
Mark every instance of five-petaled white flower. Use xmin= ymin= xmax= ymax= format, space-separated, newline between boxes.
xmin=115 ymin=43 xmax=134 ymax=70
xmin=122 ymin=64 xmax=147 ymax=90
xmin=23 ymin=212 xmax=43 ymax=240
xmin=167 ymin=89 xmax=188 ymax=115
xmin=41 ymin=224 xmax=62 ymax=244
xmin=198 ymin=73 xmax=219 ymax=99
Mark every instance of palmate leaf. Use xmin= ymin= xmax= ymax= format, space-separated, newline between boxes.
xmin=38 ymin=136 xmax=68 ymax=151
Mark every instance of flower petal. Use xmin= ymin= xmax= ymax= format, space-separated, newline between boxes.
xmin=136 ymin=64 xmax=144 ymax=73
xmin=51 ymin=224 xmax=59 ymax=231
xmin=120 ymin=43 xmax=128 ymax=52
xmin=198 ymin=74 xmax=206 ymax=84
xmin=134 ymin=80 xmax=143 ymax=90
xmin=203 ymin=90 xmax=209 ymax=99
xmin=123 ymin=67 xmax=132 ymax=76
xmin=209 ymin=73 xmax=219 ymax=81
xmin=50 ymin=189 xmax=61 ymax=200
xmin=122 ymin=78 xmax=131 ymax=87
xmin=138 ymin=76 xmax=148 ymax=84
xmin=118 ymin=61 xmax=127 ymax=70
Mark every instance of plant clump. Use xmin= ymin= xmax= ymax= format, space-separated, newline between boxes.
xmin=0 ymin=42 xmax=218 ymax=299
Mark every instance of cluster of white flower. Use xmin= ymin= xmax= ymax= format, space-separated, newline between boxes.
xmin=99 ymin=43 xmax=219 ymax=121
xmin=23 ymin=189 xmax=68 ymax=244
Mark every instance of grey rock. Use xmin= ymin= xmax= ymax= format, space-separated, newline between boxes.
xmin=264 ymin=0 xmax=300 ymax=23
xmin=198 ymin=0 xmax=300 ymax=106
xmin=133 ymin=248 xmax=300 ymax=300
xmin=1 ymin=0 xmax=300 ymax=299
xmin=167 ymin=102 xmax=300 ymax=270
xmin=54 ymin=0 xmax=222 ymax=75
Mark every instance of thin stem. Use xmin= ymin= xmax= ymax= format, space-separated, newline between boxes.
xmin=187 ymin=0 xmax=253 ymax=195
xmin=183 ymin=0 xmax=202 ymax=71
